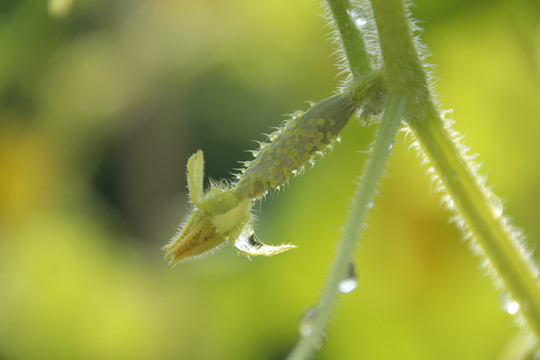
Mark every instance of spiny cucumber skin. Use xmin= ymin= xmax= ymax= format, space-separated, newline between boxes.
xmin=235 ymin=94 xmax=356 ymax=200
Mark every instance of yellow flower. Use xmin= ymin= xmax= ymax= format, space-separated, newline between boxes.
xmin=162 ymin=151 xmax=296 ymax=266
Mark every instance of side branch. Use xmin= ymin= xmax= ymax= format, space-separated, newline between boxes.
xmin=326 ymin=0 xmax=373 ymax=80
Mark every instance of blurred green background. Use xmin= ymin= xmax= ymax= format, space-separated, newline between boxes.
xmin=1 ymin=0 xmax=540 ymax=359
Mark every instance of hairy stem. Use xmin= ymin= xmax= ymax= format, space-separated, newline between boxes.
xmin=414 ymin=114 xmax=540 ymax=336
xmin=371 ymin=0 xmax=540 ymax=337
xmin=287 ymin=94 xmax=406 ymax=360
xmin=326 ymin=0 xmax=373 ymax=80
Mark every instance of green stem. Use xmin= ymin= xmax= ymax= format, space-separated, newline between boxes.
xmin=287 ymin=94 xmax=407 ymax=360
xmin=369 ymin=0 xmax=427 ymax=97
xmin=371 ymin=0 xmax=540 ymax=338
xmin=326 ymin=0 xmax=373 ymax=80
xmin=413 ymin=114 xmax=540 ymax=337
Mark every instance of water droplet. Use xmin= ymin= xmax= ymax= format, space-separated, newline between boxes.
xmin=491 ymin=198 xmax=504 ymax=218
xmin=234 ymin=234 xmax=255 ymax=253
xmin=297 ymin=306 xmax=326 ymax=349
xmin=298 ymin=306 xmax=318 ymax=337
xmin=338 ymin=262 xmax=358 ymax=294
xmin=367 ymin=200 xmax=374 ymax=209
xmin=348 ymin=8 xmax=367 ymax=30
xmin=441 ymin=109 xmax=453 ymax=120
xmin=354 ymin=17 xmax=367 ymax=30
xmin=501 ymin=293 xmax=520 ymax=315
xmin=388 ymin=143 xmax=394 ymax=151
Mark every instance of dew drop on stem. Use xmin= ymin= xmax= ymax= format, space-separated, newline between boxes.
xmin=491 ymin=197 xmax=504 ymax=219
xmin=347 ymin=8 xmax=367 ymax=30
xmin=298 ymin=306 xmax=318 ymax=338
xmin=501 ymin=293 xmax=520 ymax=315
xmin=297 ymin=306 xmax=326 ymax=350
xmin=441 ymin=109 xmax=453 ymax=120
xmin=338 ymin=262 xmax=358 ymax=294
